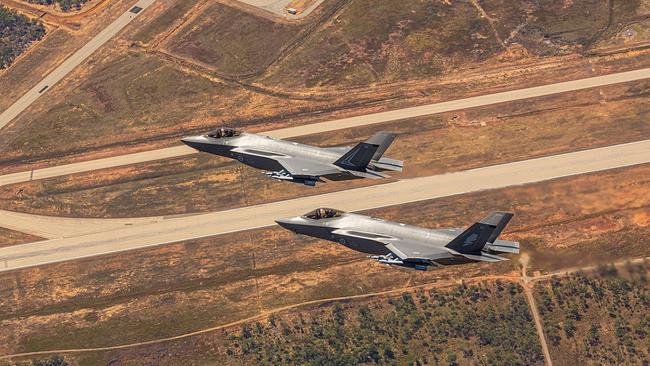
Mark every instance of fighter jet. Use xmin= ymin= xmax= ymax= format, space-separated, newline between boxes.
xmin=181 ymin=128 xmax=402 ymax=186
xmin=275 ymin=209 xmax=519 ymax=270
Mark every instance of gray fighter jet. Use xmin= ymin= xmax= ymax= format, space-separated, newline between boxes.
xmin=275 ymin=209 xmax=519 ymax=270
xmin=181 ymin=128 xmax=402 ymax=186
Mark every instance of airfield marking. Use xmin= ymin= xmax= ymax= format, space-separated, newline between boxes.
xmin=0 ymin=139 xmax=648 ymax=271
xmin=0 ymin=0 xmax=156 ymax=131
xmin=1 ymin=68 xmax=648 ymax=188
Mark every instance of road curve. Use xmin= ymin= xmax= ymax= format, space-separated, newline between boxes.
xmin=0 ymin=139 xmax=648 ymax=272
xmin=1 ymin=68 xmax=648 ymax=187
xmin=0 ymin=0 xmax=156 ymax=131
xmin=0 ymin=209 xmax=174 ymax=239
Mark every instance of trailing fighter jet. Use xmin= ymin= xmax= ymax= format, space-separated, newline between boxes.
xmin=181 ymin=128 xmax=402 ymax=186
xmin=275 ymin=209 xmax=519 ymax=270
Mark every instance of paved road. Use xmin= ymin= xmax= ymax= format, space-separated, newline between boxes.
xmin=1 ymin=139 xmax=648 ymax=272
xmin=0 ymin=0 xmax=156 ymax=132
xmin=1 ymin=68 xmax=648 ymax=187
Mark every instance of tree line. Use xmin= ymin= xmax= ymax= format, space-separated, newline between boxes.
xmin=27 ymin=0 xmax=90 ymax=12
xmin=0 ymin=5 xmax=45 ymax=69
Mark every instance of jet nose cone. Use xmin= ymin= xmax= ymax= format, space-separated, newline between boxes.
xmin=181 ymin=135 xmax=209 ymax=151
xmin=275 ymin=217 xmax=303 ymax=232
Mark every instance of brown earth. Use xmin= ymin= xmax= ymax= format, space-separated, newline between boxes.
xmin=0 ymin=79 xmax=647 ymax=219
xmin=0 ymin=228 xmax=41 ymax=248
xmin=164 ymin=2 xmax=301 ymax=77
xmin=1 ymin=163 xmax=649 ymax=362
xmin=287 ymin=0 xmax=320 ymax=13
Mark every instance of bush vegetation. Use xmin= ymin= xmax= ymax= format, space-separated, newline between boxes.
xmin=0 ymin=5 xmax=45 ymax=69
xmin=4 ymin=355 xmax=69 ymax=366
xmin=225 ymin=282 xmax=543 ymax=365
xmin=535 ymin=265 xmax=650 ymax=365
xmin=26 ymin=0 xmax=89 ymax=12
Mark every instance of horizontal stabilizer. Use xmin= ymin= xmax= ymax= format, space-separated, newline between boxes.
xmin=347 ymin=169 xmax=390 ymax=180
xmin=456 ymin=252 xmax=508 ymax=262
xmin=372 ymin=157 xmax=403 ymax=172
xmin=484 ymin=240 xmax=520 ymax=254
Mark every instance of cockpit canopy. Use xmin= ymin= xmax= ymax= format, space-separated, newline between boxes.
xmin=206 ymin=127 xmax=241 ymax=139
xmin=303 ymin=208 xmax=343 ymax=220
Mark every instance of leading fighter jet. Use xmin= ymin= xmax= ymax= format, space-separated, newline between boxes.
xmin=275 ymin=209 xmax=519 ymax=270
xmin=181 ymin=128 xmax=402 ymax=186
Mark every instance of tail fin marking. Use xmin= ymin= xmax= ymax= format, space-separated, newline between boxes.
xmin=445 ymin=212 xmax=514 ymax=255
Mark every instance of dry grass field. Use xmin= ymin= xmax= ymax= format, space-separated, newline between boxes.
xmin=0 ymin=227 xmax=41 ymax=247
xmin=259 ymin=0 xmax=648 ymax=88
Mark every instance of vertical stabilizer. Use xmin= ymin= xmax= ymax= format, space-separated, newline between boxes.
xmin=334 ymin=142 xmax=380 ymax=171
xmin=445 ymin=212 xmax=514 ymax=255
xmin=366 ymin=132 xmax=396 ymax=161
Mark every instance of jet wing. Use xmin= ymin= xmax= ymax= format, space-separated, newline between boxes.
xmin=230 ymin=147 xmax=341 ymax=177
xmin=384 ymin=240 xmax=453 ymax=262
xmin=276 ymin=157 xmax=341 ymax=177
xmin=331 ymin=229 xmax=452 ymax=262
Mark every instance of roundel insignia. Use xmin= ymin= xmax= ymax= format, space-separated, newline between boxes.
xmin=463 ymin=233 xmax=479 ymax=247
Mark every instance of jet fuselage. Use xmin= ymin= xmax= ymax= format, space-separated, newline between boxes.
xmin=182 ymin=133 xmax=346 ymax=172
xmin=277 ymin=212 xmax=459 ymax=256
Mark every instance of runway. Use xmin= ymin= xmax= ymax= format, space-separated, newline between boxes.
xmin=1 ymin=139 xmax=648 ymax=272
xmin=1 ymin=68 xmax=648 ymax=187
xmin=0 ymin=0 xmax=156 ymax=131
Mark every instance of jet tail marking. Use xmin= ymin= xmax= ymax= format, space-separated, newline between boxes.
xmin=445 ymin=212 xmax=514 ymax=255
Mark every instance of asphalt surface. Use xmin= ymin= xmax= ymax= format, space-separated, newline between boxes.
xmin=1 ymin=68 xmax=648 ymax=187
xmin=0 ymin=0 xmax=156 ymax=132
xmin=1 ymin=139 xmax=648 ymax=272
